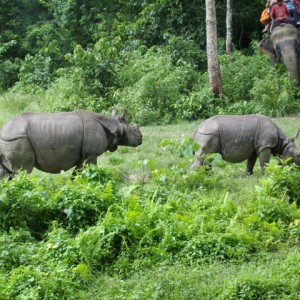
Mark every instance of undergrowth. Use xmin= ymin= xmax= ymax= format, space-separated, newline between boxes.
xmin=1 ymin=137 xmax=300 ymax=298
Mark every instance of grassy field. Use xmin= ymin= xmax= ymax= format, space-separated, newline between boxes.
xmin=0 ymin=93 xmax=300 ymax=299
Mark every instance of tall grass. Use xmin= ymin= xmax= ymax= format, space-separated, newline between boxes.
xmin=0 ymin=92 xmax=43 ymax=125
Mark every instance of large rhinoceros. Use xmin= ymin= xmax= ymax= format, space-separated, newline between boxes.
xmin=0 ymin=110 xmax=142 ymax=178
xmin=191 ymin=114 xmax=300 ymax=174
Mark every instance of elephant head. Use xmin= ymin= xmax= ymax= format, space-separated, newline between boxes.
xmin=259 ymin=24 xmax=300 ymax=82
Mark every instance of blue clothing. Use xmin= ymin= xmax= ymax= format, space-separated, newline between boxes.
xmin=284 ymin=1 xmax=300 ymax=23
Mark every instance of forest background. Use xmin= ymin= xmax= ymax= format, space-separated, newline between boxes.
xmin=1 ymin=1 xmax=300 ymax=299
xmin=1 ymin=0 xmax=300 ymax=124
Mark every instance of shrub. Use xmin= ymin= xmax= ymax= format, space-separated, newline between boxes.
xmin=114 ymin=48 xmax=199 ymax=125
xmin=14 ymin=41 xmax=62 ymax=93
xmin=249 ymin=70 xmax=300 ymax=117
xmin=0 ymin=41 xmax=20 ymax=91
xmin=0 ymin=229 xmax=35 ymax=271
xmin=219 ymin=50 xmax=300 ymax=117
xmin=0 ymin=173 xmax=55 ymax=238
xmin=220 ymin=277 xmax=292 ymax=299
xmin=56 ymin=165 xmax=117 ymax=232
xmin=46 ymin=38 xmax=122 ymax=112
xmin=258 ymin=161 xmax=300 ymax=205
xmin=220 ymin=51 xmax=270 ymax=104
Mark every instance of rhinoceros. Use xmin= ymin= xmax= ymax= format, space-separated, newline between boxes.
xmin=0 ymin=110 xmax=142 ymax=178
xmin=191 ymin=114 xmax=300 ymax=174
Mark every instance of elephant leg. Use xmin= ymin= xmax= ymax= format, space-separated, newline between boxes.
xmin=258 ymin=148 xmax=272 ymax=172
xmin=245 ymin=155 xmax=257 ymax=175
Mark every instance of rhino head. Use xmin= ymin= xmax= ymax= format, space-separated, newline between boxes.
xmin=113 ymin=109 xmax=142 ymax=148
xmin=281 ymin=131 xmax=300 ymax=165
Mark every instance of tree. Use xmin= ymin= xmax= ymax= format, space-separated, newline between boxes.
xmin=205 ymin=0 xmax=223 ymax=96
xmin=226 ymin=0 xmax=233 ymax=53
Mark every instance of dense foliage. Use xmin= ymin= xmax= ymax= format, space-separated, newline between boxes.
xmin=3 ymin=0 xmax=300 ymax=125
xmin=0 ymin=143 xmax=300 ymax=298
xmin=1 ymin=2 xmax=300 ymax=298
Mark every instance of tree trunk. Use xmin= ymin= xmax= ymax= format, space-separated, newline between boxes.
xmin=205 ymin=0 xmax=223 ymax=96
xmin=226 ymin=0 xmax=233 ymax=53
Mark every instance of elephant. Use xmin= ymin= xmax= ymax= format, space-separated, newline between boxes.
xmin=0 ymin=109 xmax=143 ymax=178
xmin=259 ymin=23 xmax=300 ymax=82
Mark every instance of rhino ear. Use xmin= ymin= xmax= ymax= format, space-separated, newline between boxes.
xmin=291 ymin=130 xmax=300 ymax=141
xmin=111 ymin=108 xmax=118 ymax=117
xmin=119 ymin=109 xmax=129 ymax=123
xmin=98 ymin=115 xmax=119 ymax=135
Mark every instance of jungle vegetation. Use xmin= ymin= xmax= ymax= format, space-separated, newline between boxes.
xmin=1 ymin=0 xmax=300 ymax=124
xmin=1 ymin=1 xmax=300 ymax=299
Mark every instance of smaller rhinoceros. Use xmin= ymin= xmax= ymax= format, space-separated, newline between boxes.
xmin=191 ymin=114 xmax=300 ymax=174
xmin=0 ymin=109 xmax=143 ymax=178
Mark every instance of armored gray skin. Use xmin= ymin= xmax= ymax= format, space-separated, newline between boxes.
xmin=0 ymin=110 xmax=142 ymax=178
xmin=191 ymin=115 xmax=300 ymax=174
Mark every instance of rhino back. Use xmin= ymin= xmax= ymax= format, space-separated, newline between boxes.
xmin=216 ymin=115 xmax=259 ymax=162
xmin=0 ymin=114 xmax=29 ymax=140
xmin=26 ymin=112 xmax=84 ymax=173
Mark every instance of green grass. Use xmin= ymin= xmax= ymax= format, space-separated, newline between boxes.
xmin=85 ymin=249 xmax=300 ymax=299
xmin=1 ymin=92 xmax=300 ymax=299
xmin=0 ymin=92 xmax=43 ymax=125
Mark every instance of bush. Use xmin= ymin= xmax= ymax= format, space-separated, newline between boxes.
xmin=219 ymin=50 xmax=300 ymax=117
xmin=114 ymin=48 xmax=199 ymax=125
xmin=0 ymin=173 xmax=55 ymax=238
xmin=249 ymin=70 xmax=300 ymax=117
xmin=220 ymin=51 xmax=270 ymax=104
xmin=46 ymin=38 xmax=122 ymax=112
xmin=14 ymin=42 xmax=62 ymax=93
xmin=0 ymin=41 xmax=20 ymax=91
xmin=56 ymin=165 xmax=117 ymax=232
xmin=0 ymin=165 xmax=118 ymax=238
xmin=220 ymin=277 xmax=292 ymax=299
xmin=258 ymin=161 xmax=300 ymax=205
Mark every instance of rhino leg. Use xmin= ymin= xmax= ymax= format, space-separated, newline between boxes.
xmin=0 ymin=162 xmax=13 ymax=179
xmin=258 ymin=148 xmax=272 ymax=172
xmin=246 ymin=155 xmax=257 ymax=175
xmin=0 ymin=139 xmax=35 ymax=177
xmin=72 ymin=156 xmax=97 ymax=176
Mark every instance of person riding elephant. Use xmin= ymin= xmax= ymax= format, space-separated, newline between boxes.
xmin=258 ymin=23 xmax=300 ymax=82
xmin=283 ymin=0 xmax=300 ymax=24
xmin=270 ymin=0 xmax=293 ymax=31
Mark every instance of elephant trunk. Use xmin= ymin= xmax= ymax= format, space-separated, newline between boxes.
xmin=278 ymin=40 xmax=299 ymax=83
